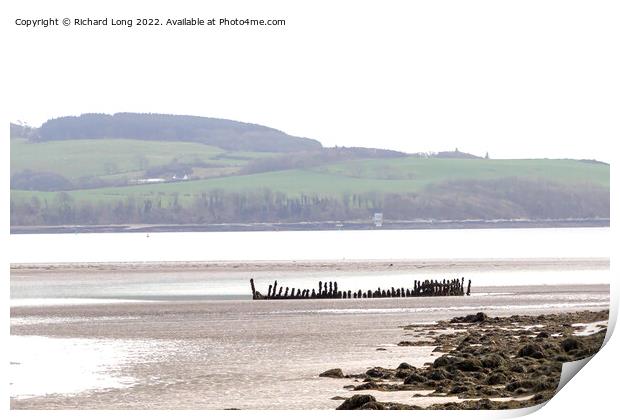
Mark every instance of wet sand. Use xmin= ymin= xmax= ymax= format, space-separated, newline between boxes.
xmin=10 ymin=280 xmax=609 ymax=409
xmin=10 ymin=257 xmax=609 ymax=274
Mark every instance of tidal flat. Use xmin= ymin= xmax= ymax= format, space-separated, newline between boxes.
xmin=10 ymin=260 xmax=609 ymax=409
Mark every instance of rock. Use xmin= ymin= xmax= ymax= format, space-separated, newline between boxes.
xmin=335 ymin=310 xmax=608 ymax=411
xmin=336 ymin=394 xmax=377 ymax=410
xmin=403 ymin=373 xmax=427 ymax=384
xmin=506 ymin=380 xmax=538 ymax=392
xmin=561 ymin=337 xmax=582 ymax=352
xmin=366 ymin=367 xmax=391 ymax=378
xmin=360 ymin=401 xmax=385 ymax=410
xmin=353 ymin=382 xmax=378 ymax=391
xmin=427 ymin=369 xmax=448 ymax=381
xmin=432 ymin=355 xmax=452 ymax=368
xmin=481 ymin=354 xmax=506 ymax=369
xmin=398 ymin=341 xmax=434 ymax=346
xmin=486 ymin=372 xmax=507 ymax=385
xmin=517 ymin=343 xmax=545 ymax=359
xmin=376 ymin=348 xmax=387 ymax=351
xmin=450 ymin=312 xmax=488 ymax=323
xmin=480 ymin=386 xmax=501 ymax=396
xmin=533 ymin=379 xmax=554 ymax=392
xmin=455 ymin=358 xmax=483 ymax=372
xmin=319 ymin=368 xmax=344 ymax=378
xmin=449 ymin=385 xmax=470 ymax=394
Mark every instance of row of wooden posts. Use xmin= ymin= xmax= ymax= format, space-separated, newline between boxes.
xmin=250 ymin=278 xmax=471 ymax=300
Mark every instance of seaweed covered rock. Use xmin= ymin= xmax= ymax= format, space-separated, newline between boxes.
xmin=561 ymin=337 xmax=582 ymax=352
xmin=427 ymin=368 xmax=449 ymax=381
xmin=517 ymin=343 xmax=545 ymax=359
xmin=404 ymin=372 xmax=427 ymax=384
xmin=450 ymin=312 xmax=488 ymax=323
xmin=456 ymin=357 xmax=483 ymax=372
xmin=336 ymin=310 xmax=608 ymax=411
xmin=319 ymin=368 xmax=344 ymax=378
xmin=486 ymin=372 xmax=507 ymax=385
xmin=353 ymin=382 xmax=379 ymax=391
xmin=365 ymin=367 xmax=392 ymax=379
xmin=398 ymin=340 xmax=434 ymax=346
xmin=336 ymin=394 xmax=377 ymax=410
xmin=481 ymin=354 xmax=506 ymax=369
xmin=433 ymin=355 xmax=453 ymax=368
xmin=359 ymin=401 xmax=385 ymax=410
xmin=395 ymin=363 xmax=416 ymax=379
xmin=449 ymin=385 xmax=470 ymax=394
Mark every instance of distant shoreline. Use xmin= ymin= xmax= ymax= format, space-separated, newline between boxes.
xmin=9 ymin=218 xmax=610 ymax=235
xmin=10 ymin=257 xmax=609 ymax=273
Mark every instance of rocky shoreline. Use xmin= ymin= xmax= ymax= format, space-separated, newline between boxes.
xmin=321 ymin=310 xmax=608 ymax=410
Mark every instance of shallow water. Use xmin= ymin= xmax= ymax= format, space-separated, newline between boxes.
xmin=9 ymin=227 xmax=611 ymax=409
xmin=10 ymin=280 xmax=609 ymax=409
xmin=10 ymin=264 xmax=609 ymax=303
xmin=9 ymin=227 xmax=611 ymax=263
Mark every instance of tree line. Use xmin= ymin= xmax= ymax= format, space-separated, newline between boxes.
xmin=10 ymin=178 xmax=609 ymax=226
xmin=29 ymin=113 xmax=323 ymax=152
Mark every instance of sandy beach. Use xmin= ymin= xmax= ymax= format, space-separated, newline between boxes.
xmin=10 ymin=257 xmax=609 ymax=274
xmin=10 ymin=258 xmax=609 ymax=409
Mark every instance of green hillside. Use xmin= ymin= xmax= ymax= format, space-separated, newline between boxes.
xmin=9 ymin=115 xmax=610 ymax=227
xmin=34 ymin=112 xmax=322 ymax=152
xmin=319 ymin=157 xmax=609 ymax=187
xmin=10 ymin=157 xmax=610 ymax=206
xmin=10 ymin=138 xmax=280 ymax=181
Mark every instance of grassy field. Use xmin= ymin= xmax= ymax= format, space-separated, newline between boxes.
xmin=10 ymin=156 xmax=609 ymax=207
xmin=317 ymin=157 xmax=610 ymax=187
xmin=10 ymin=138 xmax=276 ymax=180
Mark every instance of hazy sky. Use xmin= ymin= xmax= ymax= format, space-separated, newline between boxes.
xmin=7 ymin=0 xmax=619 ymax=160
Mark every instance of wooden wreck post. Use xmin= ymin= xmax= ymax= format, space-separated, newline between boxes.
xmin=250 ymin=278 xmax=257 ymax=299
xmin=466 ymin=279 xmax=471 ymax=296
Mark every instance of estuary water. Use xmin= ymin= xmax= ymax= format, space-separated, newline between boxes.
xmin=9 ymin=227 xmax=610 ymax=263
xmin=9 ymin=227 xmax=611 ymax=409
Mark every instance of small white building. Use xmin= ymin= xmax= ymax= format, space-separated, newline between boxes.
xmin=373 ymin=213 xmax=383 ymax=227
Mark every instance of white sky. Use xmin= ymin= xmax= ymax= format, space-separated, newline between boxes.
xmin=5 ymin=0 xmax=619 ymax=160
